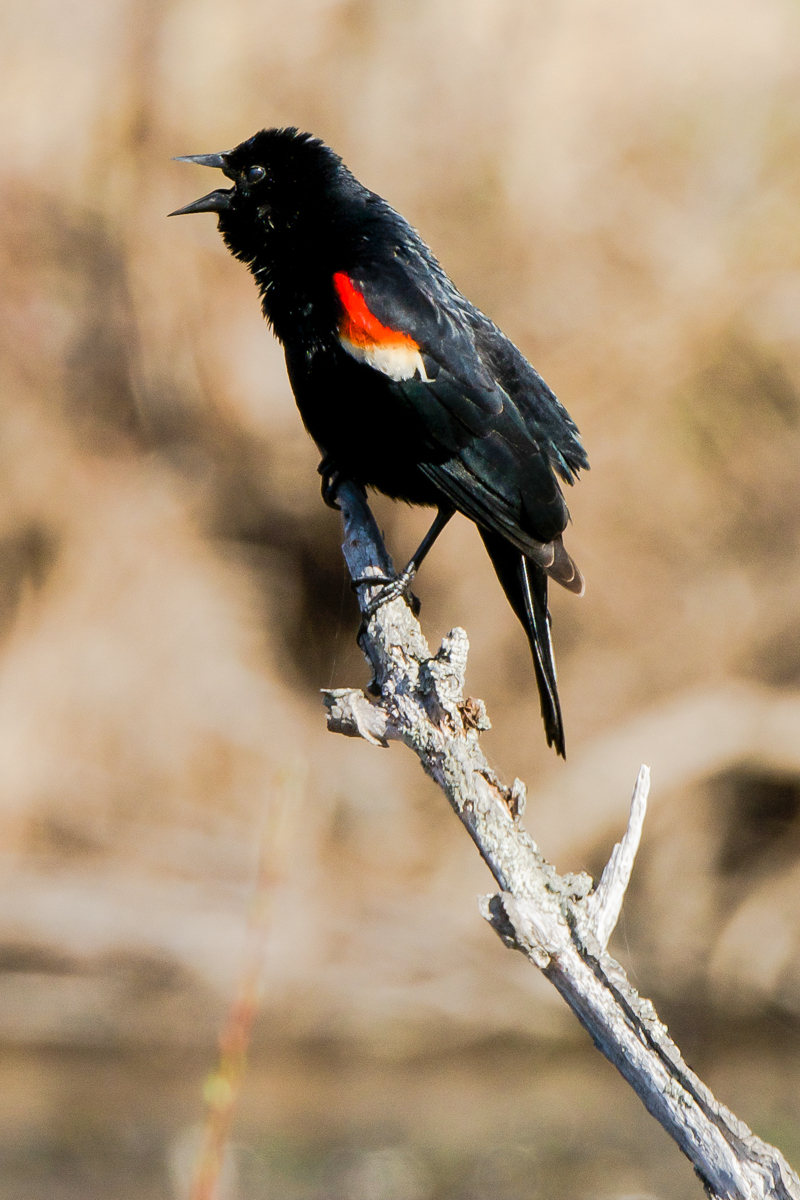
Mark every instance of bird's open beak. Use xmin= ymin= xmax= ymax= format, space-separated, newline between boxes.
xmin=169 ymin=152 xmax=235 ymax=216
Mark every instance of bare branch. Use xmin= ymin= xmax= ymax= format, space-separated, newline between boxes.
xmin=321 ymin=482 xmax=800 ymax=1200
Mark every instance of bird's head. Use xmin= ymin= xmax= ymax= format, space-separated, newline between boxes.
xmin=170 ymin=128 xmax=352 ymax=259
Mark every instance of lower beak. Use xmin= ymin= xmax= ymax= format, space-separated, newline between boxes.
xmin=169 ymin=189 xmax=233 ymax=217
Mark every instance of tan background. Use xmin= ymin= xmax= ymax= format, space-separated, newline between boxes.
xmin=2 ymin=0 xmax=800 ymax=1196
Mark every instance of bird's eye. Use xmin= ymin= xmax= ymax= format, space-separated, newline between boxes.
xmin=245 ymin=165 xmax=266 ymax=184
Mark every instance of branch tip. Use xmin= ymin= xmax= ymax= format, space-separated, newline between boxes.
xmin=587 ymin=764 xmax=650 ymax=950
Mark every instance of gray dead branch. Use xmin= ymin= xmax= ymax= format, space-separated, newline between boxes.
xmin=321 ymin=482 xmax=800 ymax=1200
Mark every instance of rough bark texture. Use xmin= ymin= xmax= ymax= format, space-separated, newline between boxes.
xmin=322 ymin=481 xmax=800 ymax=1200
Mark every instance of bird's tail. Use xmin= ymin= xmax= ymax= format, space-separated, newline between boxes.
xmin=479 ymin=529 xmax=565 ymax=757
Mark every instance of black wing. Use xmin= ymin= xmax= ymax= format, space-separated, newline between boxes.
xmin=345 ymin=258 xmax=507 ymax=438
xmin=346 ymin=247 xmax=587 ymax=565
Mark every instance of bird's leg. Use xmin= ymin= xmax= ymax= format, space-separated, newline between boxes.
xmin=360 ymin=505 xmax=456 ymax=618
xmin=398 ymin=503 xmax=456 ymax=580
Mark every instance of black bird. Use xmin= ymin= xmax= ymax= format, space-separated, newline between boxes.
xmin=172 ymin=128 xmax=588 ymax=756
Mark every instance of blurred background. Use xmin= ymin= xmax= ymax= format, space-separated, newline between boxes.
xmin=2 ymin=0 xmax=800 ymax=1196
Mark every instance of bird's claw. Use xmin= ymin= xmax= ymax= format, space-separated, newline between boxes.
xmin=359 ymin=567 xmax=420 ymax=619
xmin=350 ymin=572 xmax=394 ymax=593
xmin=318 ymin=457 xmax=344 ymax=510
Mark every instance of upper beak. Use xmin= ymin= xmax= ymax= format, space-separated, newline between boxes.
xmin=173 ymin=153 xmax=229 ymax=170
xmin=169 ymin=152 xmax=235 ymax=216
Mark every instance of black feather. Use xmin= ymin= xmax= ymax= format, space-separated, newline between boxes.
xmin=479 ymin=529 xmax=565 ymax=757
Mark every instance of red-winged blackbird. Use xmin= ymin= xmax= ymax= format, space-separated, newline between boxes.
xmin=172 ymin=128 xmax=588 ymax=756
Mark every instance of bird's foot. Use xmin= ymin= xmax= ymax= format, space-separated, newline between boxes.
xmin=317 ymin=456 xmax=347 ymax=510
xmin=355 ymin=566 xmax=421 ymax=619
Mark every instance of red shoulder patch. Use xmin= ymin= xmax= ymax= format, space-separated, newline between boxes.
xmin=333 ymin=272 xmax=418 ymax=349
